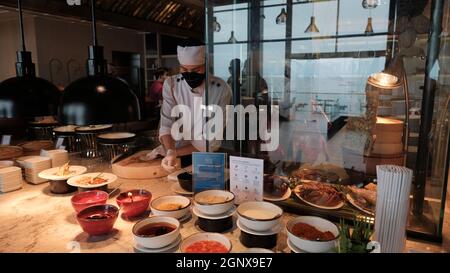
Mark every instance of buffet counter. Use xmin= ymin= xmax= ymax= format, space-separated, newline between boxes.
xmin=0 ymin=160 xmax=443 ymax=253
xmin=0 ymin=166 xmax=292 ymax=253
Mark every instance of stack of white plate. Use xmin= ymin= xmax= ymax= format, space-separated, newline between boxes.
xmin=0 ymin=160 xmax=14 ymax=169
xmin=375 ymin=165 xmax=413 ymax=253
xmin=0 ymin=166 xmax=23 ymax=192
xmin=17 ymin=156 xmax=52 ymax=184
xmin=40 ymin=149 xmax=69 ymax=167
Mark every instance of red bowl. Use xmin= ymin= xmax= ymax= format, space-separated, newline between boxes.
xmin=76 ymin=204 xmax=119 ymax=236
xmin=116 ymin=189 xmax=151 ymax=218
xmin=71 ymin=190 xmax=108 ymax=213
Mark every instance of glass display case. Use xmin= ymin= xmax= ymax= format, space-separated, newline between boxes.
xmin=204 ymin=0 xmax=449 ymax=241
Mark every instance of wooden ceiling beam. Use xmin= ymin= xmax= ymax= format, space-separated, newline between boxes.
xmin=0 ymin=0 xmax=203 ymax=39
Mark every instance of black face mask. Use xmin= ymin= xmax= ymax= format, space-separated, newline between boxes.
xmin=182 ymin=72 xmax=205 ymax=89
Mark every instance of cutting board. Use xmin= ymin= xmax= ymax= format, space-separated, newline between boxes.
xmin=112 ymin=150 xmax=180 ymax=180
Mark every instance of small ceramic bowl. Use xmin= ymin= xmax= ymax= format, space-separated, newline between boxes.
xmin=116 ymin=189 xmax=151 ymax=218
xmin=150 ymin=195 xmax=191 ymax=219
xmin=194 ymin=190 xmax=235 ymax=216
xmin=237 ymin=201 xmax=282 ymax=232
xmin=180 ymin=232 xmax=231 ymax=253
xmin=177 ymin=172 xmax=192 ymax=192
xmin=132 ymin=216 xmax=180 ymax=249
xmin=76 ymin=204 xmax=119 ymax=236
xmin=71 ymin=190 xmax=108 ymax=213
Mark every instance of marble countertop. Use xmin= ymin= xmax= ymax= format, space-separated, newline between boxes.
xmin=0 ymin=169 xmax=295 ymax=253
xmin=0 ymin=158 xmax=446 ymax=253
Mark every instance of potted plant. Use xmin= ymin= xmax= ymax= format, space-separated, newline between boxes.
xmin=337 ymin=218 xmax=380 ymax=253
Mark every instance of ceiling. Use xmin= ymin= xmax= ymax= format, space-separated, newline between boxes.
xmin=0 ymin=0 xmax=204 ymax=39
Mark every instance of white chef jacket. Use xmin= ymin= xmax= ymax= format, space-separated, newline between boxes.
xmin=158 ymin=74 xmax=232 ymax=152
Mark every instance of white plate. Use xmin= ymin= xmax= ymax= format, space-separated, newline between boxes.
xmin=192 ymin=205 xmax=236 ymax=220
xmin=293 ymin=185 xmax=344 ymax=210
xmin=346 ymin=193 xmax=375 ymax=216
xmin=263 ymin=187 xmax=292 ymax=202
xmin=67 ymin=172 xmax=117 ymax=188
xmin=133 ymin=234 xmax=182 ymax=253
xmin=170 ymin=182 xmax=193 ymax=196
xmin=167 ymin=166 xmax=193 ymax=181
xmin=287 ymin=239 xmax=306 ymax=253
xmin=38 ymin=166 xmax=87 ymax=181
xmin=240 ymin=248 xmax=275 ymax=253
xmin=237 ymin=219 xmax=281 ymax=236
xmin=150 ymin=211 xmax=192 ymax=222
xmin=287 ymin=239 xmax=336 ymax=253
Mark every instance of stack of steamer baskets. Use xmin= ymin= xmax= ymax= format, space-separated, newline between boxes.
xmin=97 ymin=132 xmax=136 ymax=161
xmin=75 ymin=125 xmax=113 ymax=158
xmin=364 ymin=117 xmax=405 ymax=175
xmin=53 ymin=125 xmax=81 ymax=153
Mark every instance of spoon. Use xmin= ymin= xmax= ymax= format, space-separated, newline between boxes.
xmin=108 ymin=182 xmax=123 ymax=198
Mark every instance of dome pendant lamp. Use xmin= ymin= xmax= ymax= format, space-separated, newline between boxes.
xmin=59 ymin=0 xmax=140 ymax=126
xmin=0 ymin=0 xmax=60 ymax=119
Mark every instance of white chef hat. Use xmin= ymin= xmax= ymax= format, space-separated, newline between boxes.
xmin=177 ymin=45 xmax=205 ymax=66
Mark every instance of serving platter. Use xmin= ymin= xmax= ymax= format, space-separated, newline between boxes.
xmin=293 ymin=184 xmax=345 ymax=210
xmin=346 ymin=193 xmax=375 ymax=216
xmin=38 ymin=166 xmax=87 ymax=181
xmin=67 ymin=172 xmax=117 ymax=188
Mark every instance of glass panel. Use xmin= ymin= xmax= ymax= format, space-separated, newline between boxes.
xmin=206 ymin=0 xmax=449 ymax=240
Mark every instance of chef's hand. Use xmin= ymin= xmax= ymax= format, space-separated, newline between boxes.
xmin=161 ymin=149 xmax=179 ymax=173
xmin=140 ymin=145 xmax=166 ymax=161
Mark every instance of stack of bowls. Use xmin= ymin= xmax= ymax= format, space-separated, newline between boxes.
xmin=236 ymin=201 xmax=283 ymax=249
xmin=192 ymin=190 xmax=236 ymax=233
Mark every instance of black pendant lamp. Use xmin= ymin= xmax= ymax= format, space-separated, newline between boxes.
xmin=0 ymin=0 xmax=60 ymax=119
xmin=59 ymin=0 xmax=140 ymax=126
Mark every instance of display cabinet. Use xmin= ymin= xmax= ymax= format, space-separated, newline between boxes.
xmin=204 ymin=0 xmax=449 ymax=241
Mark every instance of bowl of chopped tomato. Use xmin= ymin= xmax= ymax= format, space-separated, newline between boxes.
xmin=180 ymin=232 xmax=231 ymax=253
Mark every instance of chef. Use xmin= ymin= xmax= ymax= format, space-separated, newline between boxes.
xmin=144 ymin=41 xmax=232 ymax=172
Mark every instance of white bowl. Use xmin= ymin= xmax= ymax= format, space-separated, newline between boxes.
xmin=194 ymin=190 xmax=235 ymax=216
xmin=150 ymin=195 xmax=191 ymax=219
xmin=237 ymin=201 xmax=282 ymax=232
xmin=286 ymin=216 xmax=340 ymax=253
xmin=132 ymin=216 xmax=180 ymax=249
xmin=180 ymin=232 xmax=231 ymax=253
